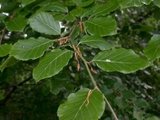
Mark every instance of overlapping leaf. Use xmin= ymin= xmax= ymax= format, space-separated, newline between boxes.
xmin=58 ymin=88 xmax=105 ymax=120
xmin=93 ymin=0 xmax=119 ymax=16
xmin=80 ymin=35 xmax=114 ymax=50
xmin=29 ymin=12 xmax=61 ymax=35
xmin=33 ymin=49 xmax=73 ymax=81
xmin=144 ymin=35 xmax=160 ymax=61
xmin=93 ymin=48 xmax=149 ymax=73
xmin=5 ymin=15 xmax=27 ymax=32
xmin=10 ymin=37 xmax=53 ymax=60
xmin=85 ymin=16 xmax=117 ymax=37
xmin=0 ymin=44 xmax=12 ymax=57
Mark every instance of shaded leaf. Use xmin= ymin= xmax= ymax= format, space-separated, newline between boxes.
xmin=5 ymin=15 xmax=27 ymax=32
xmin=73 ymin=0 xmax=94 ymax=7
xmin=146 ymin=116 xmax=160 ymax=120
xmin=33 ymin=49 xmax=73 ymax=81
xmin=41 ymin=2 xmax=68 ymax=13
xmin=154 ymin=0 xmax=160 ymax=8
xmin=29 ymin=12 xmax=61 ymax=35
xmin=0 ymin=56 xmax=17 ymax=72
xmin=19 ymin=0 xmax=35 ymax=7
xmin=118 ymin=0 xmax=152 ymax=8
xmin=0 ymin=90 xmax=5 ymax=100
xmin=10 ymin=37 xmax=53 ymax=61
xmin=93 ymin=0 xmax=119 ymax=16
xmin=0 ymin=44 xmax=12 ymax=57
xmin=93 ymin=48 xmax=149 ymax=73
xmin=58 ymin=88 xmax=105 ymax=120
xmin=144 ymin=35 xmax=160 ymax=61
xmin=85 ymin=16 xmax=117 ymax=37
xmin=80 ymin=35 xmax=114 ymax=50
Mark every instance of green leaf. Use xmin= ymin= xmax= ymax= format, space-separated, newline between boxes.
xmin=93 ymin=48 xmax=149 ymax=73
xmin=84 ymin=16 xmax=117 ymax=37
xmin=146 ymin=116 xmax=160 ymax=120
xmin=33 ymin=49 xmax=73 ymax=81
xmin=73 ymin=0 xmax=94 ymax=7
xmin=133 ymin=110 xmax=144 ymax=120
xmin=10 ymin=37 xmax=53 ymax=61
xmin=154 ymin=0 xmax=160 ymax=8
xmin=58 ymin=88 xmax=105 ymax=120
xmin=79 ymin=35 xmax=114 ymax=50
xmin=93 ymin=0 xmax=119 ymax=16
xmin=5 ymin=15 xmax=27 ymax=32
xmin=19 ymin=0 xmax=35 ymax=7
xmin=0 ymin=90 xmax=5 ymax=100
xmin=48 ymin=78 xmax=66 ymax=95
xmin=41 ymin=2 xmax=68 ymax=13
xmin=118 ymin=0 xmax=152 ymax=8
xmin=0 ymin=56 xmax=17 ymax=72
xmin=0 ymin=44 xmax=12 ymax=57
xmin=29 ymin=12 xmax=61 ymax=35
xmin=144 ymin=35 xmax=160 ymax=61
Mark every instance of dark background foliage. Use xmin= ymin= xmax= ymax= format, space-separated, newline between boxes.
xmin=0 ymin=0 xmax=160 ymax=120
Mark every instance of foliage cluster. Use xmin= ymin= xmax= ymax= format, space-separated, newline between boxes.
xmin=0 ymin=0 xmax=160 ymax=120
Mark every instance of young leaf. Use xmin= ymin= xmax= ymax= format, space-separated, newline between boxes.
xmin=29 ymin=12 xmax=61 ymax=35
xmin=5 ymin=15 xmax=27 ymax=32
xmin=144 ymin=35 xmax=160 ymax=61
xmin=84 ymin=16 xmax=117 ymax=37
xmin=79 ymin=35 xmax=114 ymax=50
xmin=0 ymin=44 xmax=12 ymax=57
xmin=58 ymin=88 xmax=105 ymax=120
xmin=33 ymin=49 xmax=73 ymax=81
xmin=92 ymin=48 xmax=149 ymax=73
xmin=10 ymin=37 xmax=53 ymax=61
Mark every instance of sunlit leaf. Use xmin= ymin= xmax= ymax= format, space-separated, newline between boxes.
xmin=58 ymin=88 xmax=105 ymax=120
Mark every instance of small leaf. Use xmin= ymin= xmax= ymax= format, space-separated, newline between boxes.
xmin=58 ymin=88 xmax=105 ymax=120
xmin=5 ymin=15 xmax=27 ymax=32
xmin=85 ymin=16 xmax=117 ymax=37
xmin=0 ymin=44 xmax=12 ymax=57
xmin=29 ymin=12 xmax=61 ymax=35
xmin=33 ymin=49 xmax=73 ymax=81
xmin=93 ymin=48 xmax=149 ymax=73
xmin=73 ymin=0 xmax=94 ymax=7
xmin=10 ymin=37 xmax=53 ymax=61
xmin=80 ymin=35 xmax=114 ymax=50
xmin=144 ymin=35 xmax=160 ymax=61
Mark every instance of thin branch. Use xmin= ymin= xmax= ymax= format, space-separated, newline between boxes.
xmin=72 ymin=45 xmax=119 ymax=120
